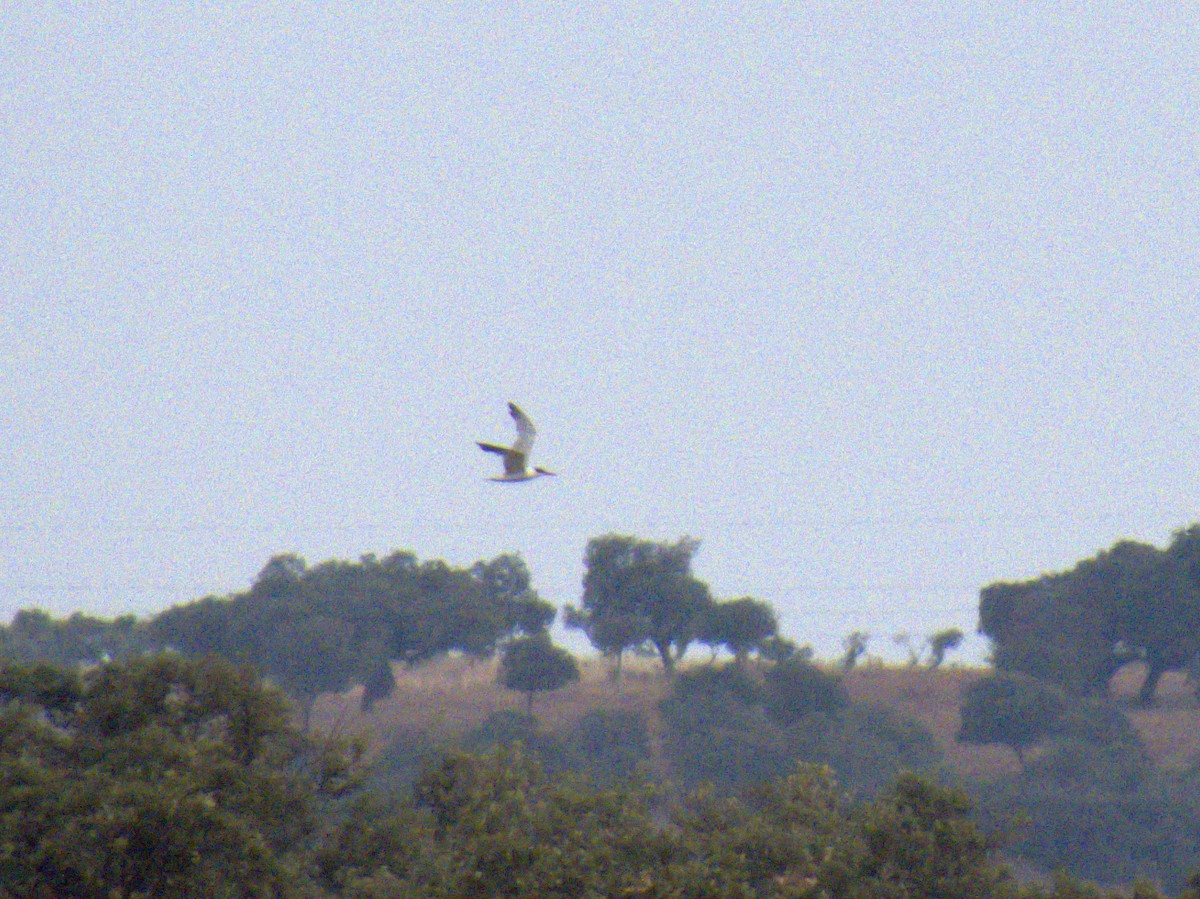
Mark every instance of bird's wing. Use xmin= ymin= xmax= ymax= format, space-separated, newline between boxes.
xmin=503 ymin=450 xmax=527 ymax=475
xmin=508 ymin=402 xmax=536 ymax=456
xmin=478 ymin=442 xmax=527 ymax=475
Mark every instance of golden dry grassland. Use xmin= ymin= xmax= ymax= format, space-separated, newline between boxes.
xmin=311 ymin=655 xmax=1200 ymax=780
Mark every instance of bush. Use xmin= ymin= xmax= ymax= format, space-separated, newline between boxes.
xmin=660 ymin=662 xmax=939 ymax=795
xmin=762 ymin=658 xmax=849 ymax=725
xmin=0 ymin=654 xmax=358 ymax=897
xmin=816 ymin=704 xmax=943 ymax=796
xmin=958 ymin=672 xmax=1069 ymax=766
xmin=461 ymin=710 xmax=570 ymax=773
xmin=567 ymin=709 xmax=651 ymax=784
xmin=659 ymin=673 xmax=792 ymax=789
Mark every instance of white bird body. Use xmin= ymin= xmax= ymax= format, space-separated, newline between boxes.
xmin=478 ymin=403 xmax=556 ymax=482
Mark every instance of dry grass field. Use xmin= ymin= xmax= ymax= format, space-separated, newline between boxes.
xmin=310 ymin=655 xmax=1200 ymax=780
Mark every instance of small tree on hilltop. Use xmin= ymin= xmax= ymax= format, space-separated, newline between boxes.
xmin=927 ymin=627 xmax=964 ymax=669
xmin=841 ymin=631 xmax=869 ymax=671
xmin=697 ymin=597 xmax=778 ymax=666
xmin=499 ymin=634 xmax=580 ymax=716
xmin=957 ymin=671 xmax=1067 ymax=768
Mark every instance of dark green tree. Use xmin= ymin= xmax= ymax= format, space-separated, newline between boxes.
xmin=1 ymin=608 xmax=146 ymax=665
xmin=979 ymin=532 xmax=1200 ymax=700
xmin=762 ymin=657 xmax=849 ymax=726
xmin=563 ymin=603 xmax=648 ymax=681
xmin=146 ymin=549 xmax=555 ymax=714
xmin=498 ymin=634 xmax=581 ymax=715
xmin=957 ymin=671 xmax=1068 ymax=767
xmin=471 ymin=553 xmax=556 ymax=635
xmin=697 ymin=596 xmax=778 ymax=664
xmin=1122 ymin=527 xmax=1200 ymax=705
xmin=579 ymin=534 xmax=714 ymax=674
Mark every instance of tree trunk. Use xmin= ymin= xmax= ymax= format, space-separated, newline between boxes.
xmin=1138 ymin=653 xmax=1165 ymax=707
xmin=525 ymin=690 xmax=534 ymax=717
xmin=654 ymin=639 xmax=675 ymax=675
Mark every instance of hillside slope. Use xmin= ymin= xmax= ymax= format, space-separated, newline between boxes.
xmin=312 ymin=656 xmax=1200 ymax=780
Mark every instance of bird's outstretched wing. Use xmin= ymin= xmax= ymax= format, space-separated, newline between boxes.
xmin=477 ymin=442 xmax=526 ymax=475
xmin=508 ymin=402 xmax=536 ymax=456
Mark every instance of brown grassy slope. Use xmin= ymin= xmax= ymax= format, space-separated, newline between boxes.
xmin=312 ymin=657 xmax=1200 ymax=781
xmin=1111 ymin=666 xmax=1200 ymax=769
xmin=312 ymin=655 xmax=673 ymax=756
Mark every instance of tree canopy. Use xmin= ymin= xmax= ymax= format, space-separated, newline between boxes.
xmin=576 ymin=534 xmax=714 ymax=673
xmin=697 ymin=595 xmax=779 ymax=663
xmin=147 ymin=550 xmax=554 ymax=719
xmin=957 ymin=671 xmax=1069 ymax=767
xmin=980 ymin=528 xmax=1200 ymax=703
xmin=0 ymin=653 xmax=361 ymax=897
xmin=497 ymin=633 xmax=580 ymax=715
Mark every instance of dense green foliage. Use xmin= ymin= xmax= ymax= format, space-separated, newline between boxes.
xmin=981 ymin=527 xmax=1200 ymax=702
xmin=316 ymin=748 xmax=1019 ymax=899
xmin=660 ymin=660 xmax=941 ymax=795
xmin=0 ymin=657 xmax=1067 ymax=899
xmin=0 ymin=654 xmax=361 ymax=898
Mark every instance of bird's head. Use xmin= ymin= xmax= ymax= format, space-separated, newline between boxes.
xmin=534 ymin=467 xmax=556 ymax=477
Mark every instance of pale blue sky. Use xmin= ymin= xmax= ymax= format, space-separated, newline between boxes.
xmin=3 ymin=5 xmax=1198 ymax=661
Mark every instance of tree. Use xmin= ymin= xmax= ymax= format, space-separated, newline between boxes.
xmin=147 ymin=549 xmax=555 ymax=713
xmin=1 ymin=608 xmax=147 ymax=665
xmin=563 ymin=603 xmax=648 ymax=681
xmin=498 ymin=634 xmax=580 ymax=715
xmin=841 ymin=630 xmax=869 ymax=671
xmin=928 ymin=627 xmax=964 ymax=668
xmin=0 ymin=654 xmax=362 ymax=897
xmin=471 ymin=553 xmax=556 ymax=636
xmin=579 ymin=534 xmax=714 ymax=674
xmin=762 ymin=657 xmax=849 ymax=726
xmin=978 ymin=532 xmax=1200 ymax=700
xmin=697 ymin=596 xmax=778 ymax=664
xmin=1122 ymin=527 xmax=1200 ymax=705
xmin=759 ymin=635 xmax=809 ymax=663
xmin=957 ymin=671 xmax=1068 ymax=767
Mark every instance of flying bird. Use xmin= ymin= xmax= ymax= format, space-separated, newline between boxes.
xmin=477 ymin=402 xmax=557 ymax=482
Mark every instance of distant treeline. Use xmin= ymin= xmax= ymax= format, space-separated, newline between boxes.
xmin=0 ymin=535 xmax=797 ymax=719
xmin=8 ymin=526 xmax=1200 ymax=891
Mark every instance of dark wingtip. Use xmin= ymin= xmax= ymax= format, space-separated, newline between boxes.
xmin=507 ymin=401 xmax=522 ymax=417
